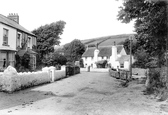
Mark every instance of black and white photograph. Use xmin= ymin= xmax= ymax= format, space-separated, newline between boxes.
xmin=0 ymin=0 xmax=168 ymax=115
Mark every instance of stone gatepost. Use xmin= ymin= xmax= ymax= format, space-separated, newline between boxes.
xmin=49 ymin=66 xmax=55 ymax=82
xmin=2 ymin=66 xmax=20 ymax=92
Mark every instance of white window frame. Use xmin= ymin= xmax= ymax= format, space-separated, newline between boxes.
xmin=30 ymin=55 xmax=36 ymax=70
xmin=3 ymin=28 xmax=8 ymax=46
xmin=27 ymin=36 xmax=31 ymax=48
xmin=120 ymin=63 xmax=124 ymax=68
xmin=32 ymin=37 xmax=36 ymax=46
xmin=0 ymin=51 xmax=7 ymax=68
xmin=8 ymin=52 xmax=15 ymax=67
xmin=17 ymin=33 xmax=21 ymax=48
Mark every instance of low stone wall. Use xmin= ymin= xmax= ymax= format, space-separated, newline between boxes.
xmin=18 ymin=71 xmax=50 ymax=89
xmin=109 ymin=68 xmax=130 ymax=80
xmin=109 ymin=69 xmax=119 ymax=78
xmin=54 ymin=70 xmax=66 ymax=80
xmin=0 ymin=66 xmax=66 ymax=93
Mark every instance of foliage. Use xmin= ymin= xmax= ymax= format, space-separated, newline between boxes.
xmin=123 ymin=38 xmax=138 ymax=55
xmin=96 ymin=60 xmax=107 ymax=68
xmin=66 ymin=65 xmax=80 ymax=76
xmin=79 ymin=59 xmax=84 ymax=68
xmin=32 ymin=20 xmax=66 ymax=66
xmin=42 ymin=51 xmax=67 ymax=67
xmin=118 ymin=0 xmax=167 ymax=67
xmin=52 ymin=52 xmax=67 ymax=65
xmin=15 ymin=53 xmax=31 ymax=72
xmin=145 ymin=68 xmax=166 ymax=95
xmin=132 ymin=47 xmax=149 ymax=68
xmin=64 ymin=39 xmax=86 ymax=62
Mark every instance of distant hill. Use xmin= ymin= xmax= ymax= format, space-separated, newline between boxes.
xmin=81 ymin=34 xmax=133 ymax=47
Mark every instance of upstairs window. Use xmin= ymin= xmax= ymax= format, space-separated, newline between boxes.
xmin=120 ymin=63 xmax=124 ymax=68
xmin=3 ymin=28 xmax=8 ymax=46
xmin=32 ymin=37 xmax=36 ymax=46
xmin=17 ymin=33 xmax=21 ymax=48
xmin=27 ymin=37 xmax=31 ymax=48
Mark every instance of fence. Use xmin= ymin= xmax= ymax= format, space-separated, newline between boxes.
xmin=109 ymin=68 xmax=130 ymax=80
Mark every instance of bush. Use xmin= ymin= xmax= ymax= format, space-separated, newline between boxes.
xmin=66 ymin=65 xmax=80 ymax=76
xmin=96 ymin=60 xmax=107 ymax=68
xmin=79 ymin=59 xmax=84 ymax=68
xmin=55 ymin=64 xmax=61 ymax=70
xmin=15 ymin=53 xmax=31 ymax=72
xmin=145 ymin=67 xmax=166 ymax=95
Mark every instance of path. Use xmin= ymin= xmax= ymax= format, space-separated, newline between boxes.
xmin=0 ymin=71 xmax=168 ymax=115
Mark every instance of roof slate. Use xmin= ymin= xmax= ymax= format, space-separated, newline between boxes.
xmin=82 ymin=45 xmax=124 ymax=57
xmin=82 ymin=47 xmax=96 ymax=57
xmin=17 ymin=49 xmax=37 ymax=57
xmin=116 ymin=55 xmax=130 ymax=63
xmin=81 ymin=34 xmax=132 ymax=46
xmin=98 ymin=46 xmax=112 ymax=57
xmin=116 ymin=45 xmax=123 ymax=54
xmin=0 ymin=14 xmax=35 ymax=36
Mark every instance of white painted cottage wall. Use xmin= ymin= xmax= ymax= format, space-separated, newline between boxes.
xmin=82 ymin=57 xmax=94 ymax=67
xmin=0 ymin=23 xmax=17 ymax=50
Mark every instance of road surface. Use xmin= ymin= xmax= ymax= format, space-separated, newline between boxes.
xmin=0 ymin=71 xmax=168 ymax=115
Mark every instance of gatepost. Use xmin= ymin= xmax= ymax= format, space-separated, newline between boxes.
xmin=49 ymin=66 xmax=55 ymax=82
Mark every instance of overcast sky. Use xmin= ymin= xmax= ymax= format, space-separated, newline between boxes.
xmin=1 ymin=0 xmax=134 ymax=45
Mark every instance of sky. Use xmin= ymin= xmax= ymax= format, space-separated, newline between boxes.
xmin=0 ymin=0 xmax=135 ymax=45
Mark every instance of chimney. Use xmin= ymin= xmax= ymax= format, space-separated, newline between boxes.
xmin=111 ymin=41 xmax=117 ymax=68
xmin=7 ymin=13 xmax=19 ymax=24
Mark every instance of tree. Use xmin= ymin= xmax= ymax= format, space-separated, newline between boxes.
xmin=123 ymin=38 xmax=137 ymax=55
xmin=52 ymin=52 xmax=67 ymax=65
xmin=32 ymin=21 xmax=66 ymax=66
xmin=64 ymin=39 xmax=86 ymax=62
xmin=15 ymin=53 xmax=31 ymax=72
xmin=118 ymin=0 xmax=167 ymax=67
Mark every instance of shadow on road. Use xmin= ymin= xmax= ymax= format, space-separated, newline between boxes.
xmin=0 ymin=84 xmax=57 ymax=110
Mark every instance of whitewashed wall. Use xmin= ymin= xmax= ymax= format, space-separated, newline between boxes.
xmin=82 ymin=57 xmax=94 ymax=67
xmin=0 ymin=23 xmax=17 ymax=49
xmin=0 ymin=66 xmax=66 ymax=92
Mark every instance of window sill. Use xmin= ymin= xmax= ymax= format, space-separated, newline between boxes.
xmin=2 ymin=44 xmax=9 ymax=47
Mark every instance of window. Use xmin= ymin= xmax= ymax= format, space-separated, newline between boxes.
xmin=3 ymin=28 xmax=8 ymax=45
xmin=17 ymin=33 xmax=21 ymax=47
xmin=30 ymin=55 xmax=36 ymax=70
xmin=32 ymin=37 xmax=36 ymax=46
xmin=120 ymin=63 xmax=124 ymax=68
xmin=27 ymin=37 xmax=31 ymax=48
xmin=0 ymin=51 xmax=7 ymax=68
xmin=8 ymin=52 xmax=15 ymax=67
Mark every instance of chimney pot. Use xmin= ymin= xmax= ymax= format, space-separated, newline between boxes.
xmin=114 ymin=41 xmax=116 ymax=46
xmin=7 ymin=13 xmax=19 ymax=24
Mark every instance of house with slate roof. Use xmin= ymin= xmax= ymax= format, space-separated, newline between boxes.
xmin=82 ymin=42 xmax=135 ymax=70
xmin=0 ymin=13 xmax=37 ymax=70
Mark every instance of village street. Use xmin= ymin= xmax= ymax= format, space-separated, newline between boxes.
xmin=0 ymin=71 xmax=168 ymax=115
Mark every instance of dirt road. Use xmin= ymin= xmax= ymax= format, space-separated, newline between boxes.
xmin=0 ymin=71 xmax=168 ymax=115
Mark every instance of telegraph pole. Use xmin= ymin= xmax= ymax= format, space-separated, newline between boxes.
xmin=129 ymin=35 xmax=133 ymax=80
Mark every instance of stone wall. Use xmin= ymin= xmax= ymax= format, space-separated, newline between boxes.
xmin=0 ymin=66 xmax=66 ymax=93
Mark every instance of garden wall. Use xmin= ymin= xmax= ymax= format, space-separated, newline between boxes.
xmin=0 ymin=66 xmax=66 ymax=93
xmin=109 ymin=68 xmax=130 ymax=80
